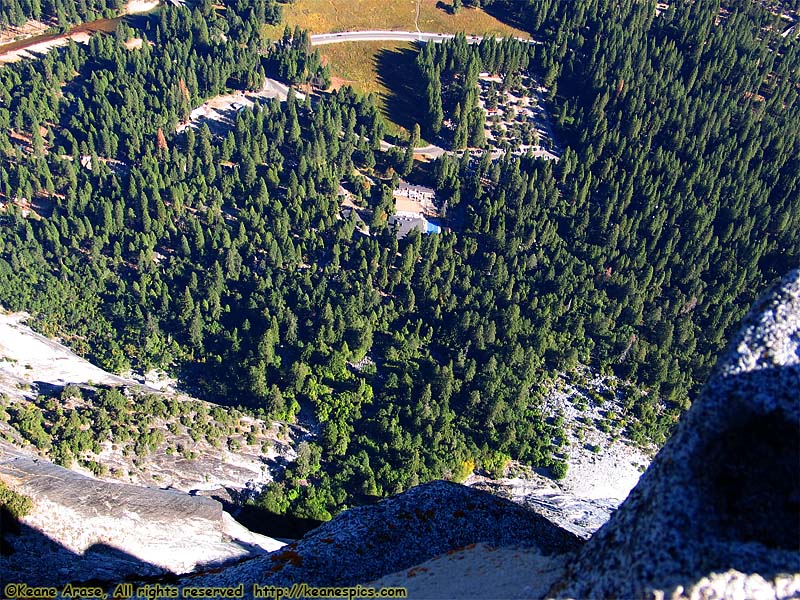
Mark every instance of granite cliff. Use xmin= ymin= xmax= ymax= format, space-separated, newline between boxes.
xmin=553 ymin=267 xmax=800 ymax=598
xmin=0 ymin=442 xmax=284 ymax=587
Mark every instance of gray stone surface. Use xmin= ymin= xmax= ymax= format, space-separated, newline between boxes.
xmin=179 ymin=270 xmax=800 ymax=599
xmin=0 ymin=442 xmax=279 ymax=587
xmin=553 ymin=269 xmax=800 ymax=599
xmin=186 ymin=480 xmax=583 ymax=594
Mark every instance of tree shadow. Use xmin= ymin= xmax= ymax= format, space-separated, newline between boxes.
xmin=480 ymin=2 xmax=533 ymax=35
xmin=374 ymin=45 xmax=426 ymax=137
xmin=435 ymin=0 xmax=455 ymax=15
xmin=403 ymin=159 xmax=437 ymax=188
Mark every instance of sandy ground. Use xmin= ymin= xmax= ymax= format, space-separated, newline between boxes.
xmin=327 ymin=76 xmax=356 ymax=91
xmin=370 ymin=543 xmax=566 ymax=599
xmin=0 ymin=1 xmax=157 ymax=64
xmin=394 ymin=197 xmax=439 ymax=217
xmin=0 ymin=20 xmax=50 ymax=46
xmin=177 ymin=80 xmax=305 ymax=134
xmin=123 ymin=36 xmax=144 ymax=50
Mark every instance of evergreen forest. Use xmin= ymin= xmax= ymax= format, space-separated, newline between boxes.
xmin=0 ymin=0 xmax=797 ymax=519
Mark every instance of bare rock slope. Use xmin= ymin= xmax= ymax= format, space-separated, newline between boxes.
xmin=184 ymin=480 xmax=583 ymax=591
xmin=0 ymin=443 xmax=283 ymax=588
xmin=3 ymin=269 xmax=798 ymax=598
xmin=0 ymin=310 xmax=297 ymax=493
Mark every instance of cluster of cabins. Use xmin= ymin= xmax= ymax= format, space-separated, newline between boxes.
xmin=388 ymin=182 xmax=441 ymax=238
xmin=339 ymin=179 xmax=442 ymax=239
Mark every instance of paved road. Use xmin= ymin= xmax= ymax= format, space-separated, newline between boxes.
xmin=310 ymin=30 xmax=534 ymax=47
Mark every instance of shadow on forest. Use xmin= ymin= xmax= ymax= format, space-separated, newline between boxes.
xmin=435 ymin=1 xmax=455 ymax=15
xmin=480 ymin=2 xmax=533 ymax=36
xmin=374 ymin=45 xmax=426 ymax=136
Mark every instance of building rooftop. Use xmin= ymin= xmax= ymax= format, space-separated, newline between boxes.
xmin=395 ymin=180 xmax=436 ymax=196
xmin=388 ymin=215 xmax=441 ymax=239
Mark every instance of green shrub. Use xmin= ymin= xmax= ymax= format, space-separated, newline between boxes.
xmin=0 ymin=481 xmax=33 ymax=519
xmin=550 ymin=460 xmax=568 ymax=480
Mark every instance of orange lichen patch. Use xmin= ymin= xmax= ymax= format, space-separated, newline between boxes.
xmin=453 ymin=509 xmax=466 ymax=518
xmin=269 ymin=548 xmax=304 ymax=571
xmin=320 ymin=538 xmax=335 ymax=544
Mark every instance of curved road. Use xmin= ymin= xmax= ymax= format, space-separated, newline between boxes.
xmin=3 ymin=18 xmax=548 ymax=158
xmin=310 ymin=30 xmax=534 ymax=47
xmin=3 ymin=26 xmax=530 ymax=64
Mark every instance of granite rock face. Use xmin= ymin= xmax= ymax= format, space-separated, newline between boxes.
xmin=554 ymin=269 xmax=800 ymax=598
xmin=183 ymin=271 xmax=799 ymax=599
xmin=0 ymin=443 xmax=283 ymax=587
xmin=185 ymin=480 xmax=583 ymax=591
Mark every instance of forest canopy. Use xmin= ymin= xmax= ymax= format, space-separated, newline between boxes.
xmin=0 ymin=0 xmax=797 ymax=519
